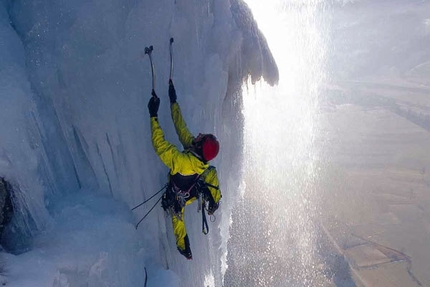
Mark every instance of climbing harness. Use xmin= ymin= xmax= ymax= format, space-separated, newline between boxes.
xmin=170 ymin=174 xmax=201 ymax=209
xmin=166 ymin=175 xmax=218 ymax=235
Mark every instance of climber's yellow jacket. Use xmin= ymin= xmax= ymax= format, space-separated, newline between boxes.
xmin=150 ymin=102 xmax=221 ymax=251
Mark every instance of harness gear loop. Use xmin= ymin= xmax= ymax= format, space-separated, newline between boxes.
xmin=197 ymin=195 xmax=202 ymax=212
xmin=171 ymin=174 xmax=201 ymax=209
xmin=202 ymin=200 xmax=209 ymax=235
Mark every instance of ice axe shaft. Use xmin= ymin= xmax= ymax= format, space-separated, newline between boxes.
xmin=169 ymin=38 xmax=174 ymax=81
xmin=144 ymin=45 xmax=156 ymax=94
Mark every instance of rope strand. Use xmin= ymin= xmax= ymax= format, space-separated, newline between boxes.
xmin=131 ymin=184 xmax=167 ymax=211
xmin=135 ymin=195 xmax=163 ymax=229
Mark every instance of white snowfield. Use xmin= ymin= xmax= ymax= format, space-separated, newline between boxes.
xmin=0 ymin=0 xmax=278 ymax=286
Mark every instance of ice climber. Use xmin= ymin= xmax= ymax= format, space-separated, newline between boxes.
xmin=147 ymin=80 xmax=222 ymax=260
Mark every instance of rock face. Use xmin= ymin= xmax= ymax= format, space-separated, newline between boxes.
xmin=0 ymin=178 xmax=13 ymax=241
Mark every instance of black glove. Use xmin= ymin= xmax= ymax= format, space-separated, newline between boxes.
xmin=148 ymin=90 xmax=160 ymax=117
xmin=168 ymin=79 xmax=177 ymax=103
xmin=207 ymin=202 xmax=219 ymax=215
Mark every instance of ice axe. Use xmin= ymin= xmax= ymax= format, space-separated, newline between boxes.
xmin=144 ymin=45 xmax=157 ymax=98
xmin=169 ymin=38 xmax=174 ymax=81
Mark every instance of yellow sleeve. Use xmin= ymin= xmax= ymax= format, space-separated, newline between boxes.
xmin=204 ymin=167 xmax=222 ymax=203
xmin=150 ymin=117 xmax=185 ymax=173
xmin=171 ymin=103 xmax=194 ymax=148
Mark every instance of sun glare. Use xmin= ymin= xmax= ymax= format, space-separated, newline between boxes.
xmin=236 ymin=0 xmax=330 ymax=284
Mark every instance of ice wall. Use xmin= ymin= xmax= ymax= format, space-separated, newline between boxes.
xmin=0 ymin=0 xmax=277 ymax=285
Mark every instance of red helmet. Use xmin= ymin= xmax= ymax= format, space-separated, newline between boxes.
xmin=201 ymin=134 xmax=219 ymax=161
